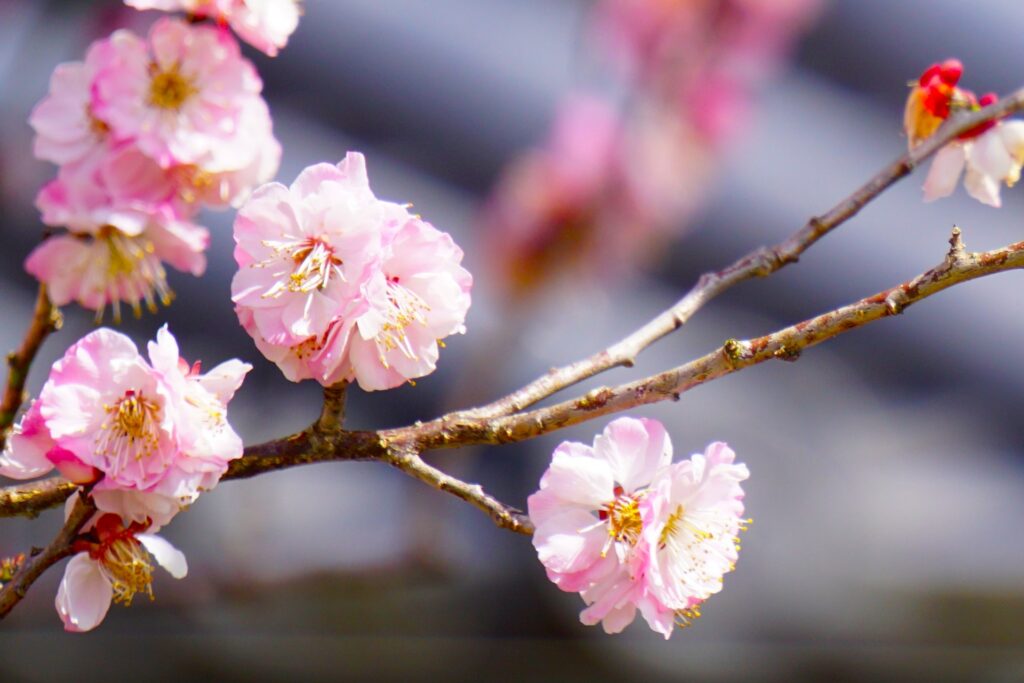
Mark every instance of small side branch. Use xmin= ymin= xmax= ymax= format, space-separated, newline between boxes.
xmin=0 ymin=286 xmax=60 ymax=450
xmin=383 ymin=448 xmax=533 ymax=535
xmin=0 ymin=489 xmax=93 ymax=619
xmin=316 ymin=380 xmax=348 ymax=434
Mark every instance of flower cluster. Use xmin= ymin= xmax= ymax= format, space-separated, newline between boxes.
xmin=125 ymin=0 xmax=301 ymax=56
xmin=232 ymin=152 xmax=473 ymax=391
xmin=0 ymin=326 xmax=250 ymax=528
xmin=27 ymin=17 xmax=281 ymax=320
xmin=528 ymin=417 xmax=749 ymax=638
xmin=906 ymin=60 xmax=1024 ymax=207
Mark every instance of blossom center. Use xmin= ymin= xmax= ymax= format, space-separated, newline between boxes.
xmin=97 ymin=533 xmax=154 ymax=605
xmin=261 ymin=237 xmax=344 ymax=297
xmin=375 ymin=278 xmax=429 ymax=363
xmin=603 ymin=489 xmax=643 ymax=546
xmin=96 ymin=389 xmax=162 ymax=471
xmin=93 ymin=227 xmax=174 ymax=322
xmin=148 ymin=65 xmax=196 ymax=111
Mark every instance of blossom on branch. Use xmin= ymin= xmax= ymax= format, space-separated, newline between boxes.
xmin=27 ymin=19 xmax=280 ymax=319
xmin=232 ymin=152 xmax=472 ymax=390
xmin=124 ymin=0 xmax=301 ymax=56
xmin=57 ymin=499 xmax=187 ymax=632
xmin=0 ymin=326 xmax=250 ymax=526
xmin=904 ymin=60 xmax=1024 ymax=207
xmin=528 ymin=417 xmax=749 ymax=638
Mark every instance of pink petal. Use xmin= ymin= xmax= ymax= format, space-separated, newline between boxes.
xmin=56 ymin=554 xmax=113 ymax=632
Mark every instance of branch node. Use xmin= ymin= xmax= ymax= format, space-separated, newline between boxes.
xmin=947 ymin=225 xmax=966 ymax=263
xmin=722 ymin=338 xmax=749 ymax=367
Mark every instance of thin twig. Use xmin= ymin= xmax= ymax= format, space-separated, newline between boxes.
xmin=392 ymin=228 xmax=1023 ymax=449
xmin=0 ymin=285 xmax=60 ymax=450
xmin=0 ymin=489 xmax=92 ymax=619
xmin=381 ymin=447 xmax=533 ymax=535
xmin=452 ymin=90 xmax=1024 ymax=420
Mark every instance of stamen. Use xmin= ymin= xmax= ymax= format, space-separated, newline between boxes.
xmin=147 ymin=63 xmax=196 ymax=110
xmin=95 ymin=389 xmax=161 ymax=477
xmin=599 ymin=489 xmax=644 ymax=557
xmin=374 ymin=279 xmax=429 ymax=365
xmin=95 ymin=228 xmax=174 ymax=324
xmin=258 ymin=237 xmax=344 ymax=298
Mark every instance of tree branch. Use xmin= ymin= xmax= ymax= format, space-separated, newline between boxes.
xmin=0 ymin=285 xmax=61 ymax=450
xmin=382 ymin=447 xmax=533 ymax=534
xmin=4 ymin=230 xmax=1024 ymax=532
xmin=452 ymin=90 xmax=1024 ymax=421
xmin=0 ymin=489 xmax=93 ymax=619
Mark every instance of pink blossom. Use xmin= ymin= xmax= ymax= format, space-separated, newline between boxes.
xmin=345 ymin=217 xmax=472 ymax=391
xmin=93 ymin=18 xmax=262 ymax=168
xmin=29 ymin=41 xmax=114 ymax=165
xmin=125 ymin=0 xmax=300 ymax=56
xmin=231 ymin=153 xmax=384 ymax=346
xmin=528 ymin=417 xmax=674 ymax=634
xmin=528 ymin=418 xmax=750 ymax=638
xmin=0 ymin=327 xmax=250 ymax=523
xmin=26 ymin=143 xmax=208 ymax=321
xmin=174 ymin=98 xmax=282 ymax=209
xmin=233 ymin=152 xmax=472 ymax=390
xmin=923 ymin=120 xmax=1024 ymax=207
xmin=56 ymin=503 xmax=186 ymax=632
xmin=643 ymin=442 xmax=749 ymax=627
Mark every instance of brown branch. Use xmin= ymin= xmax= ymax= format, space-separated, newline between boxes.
xmin=0 ymin=285 xmax=61 ymax=450
xmin=0 ymin=489 xmax=93 ymax=619
xmin=391 ymin=228 xmax=1024 ymax=449
xmin=453 ymin=90 xmax=1024 ymax=421
xmin=3 ymin=91 xmax=1024 ymax=546
xmin=381 ymin=447 xmax=533 ymax=535
xmin=4 ymin=230 xmax=1024 ymax=532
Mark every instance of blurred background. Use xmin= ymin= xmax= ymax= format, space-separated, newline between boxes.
xmin=2 ymin=1 xmax=1024 ymax=681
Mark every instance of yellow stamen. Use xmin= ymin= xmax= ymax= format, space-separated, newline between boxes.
xmin=148 ymin=64 xmax=196 ymax=110
xmin=100 ymin=536 xmax=154 ymax=605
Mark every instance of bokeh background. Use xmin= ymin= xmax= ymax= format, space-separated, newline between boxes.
xmin=2 ymin=1 xmax=1024 ymax=681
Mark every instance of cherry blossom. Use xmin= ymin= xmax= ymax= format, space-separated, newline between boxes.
xmin=56 ymin=500 xmax=186 ymax=632
xmin=26 ymin=143 xmax=208 ymax=321
xmin=643 ymin=442 xmax=750 ymax=629
xmin=0 ymin=327 xmax=250 ymax=524
xmin=923 ymin=117 xmax=1024 ymax=208
xmin=528 ymin=418 xmax=750 ymax=638
xmin=527 ymin=417 xmax=674 ymax=634
xmin=93 ymin=17 xmax=263 ymax=168
xmin=125 ymin=0 xmax=300 ymax=56
xmin=345 ymin=217 xmax=472 ymax=391
xmin=28 ymin=41 xmax=114 ymax=166
xmin=232 ymin=152 xmax=472 ymax=390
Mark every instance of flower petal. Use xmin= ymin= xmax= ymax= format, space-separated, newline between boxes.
xmin=55 ymin=554 xmax=112 ymax=632
xmin=138 ymin=533 xmax=188 ymax=579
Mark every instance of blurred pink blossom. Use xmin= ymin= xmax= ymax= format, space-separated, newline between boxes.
xmin=93 ymin=18 xmax=263 ymax=168
xmin=125 ymin=0 xmax=300 ymax=56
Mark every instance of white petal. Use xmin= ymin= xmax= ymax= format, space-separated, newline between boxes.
xmin=999 ymin=120 xmax=1024 ymax=163
xmin=138 ymin=534 xmax=188 ymax=579
xmin=967 ymin=128 xmax=1014 ymax=181
xmin=922 ymin=144 xmax=965 ymax=202
xmin=594 ymin=417 xmax=671 ymax=492
xmin=55 ymin=554 xmax=112 ymax=632
xmin=964 ymin=166 xmax=1002 ymax=207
